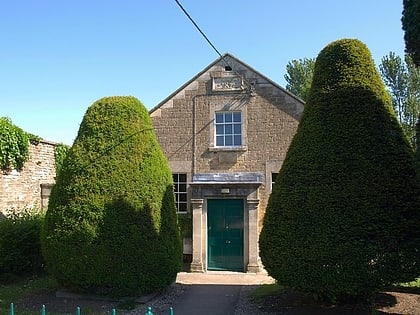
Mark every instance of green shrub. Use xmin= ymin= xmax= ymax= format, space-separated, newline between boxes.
xmin=0 ymin=207 xmax=45 ymax=277
xmin=41 ymin=96 xmax=182 ymax=297
xmin=260 ymin=39 xmax=420 ymax=301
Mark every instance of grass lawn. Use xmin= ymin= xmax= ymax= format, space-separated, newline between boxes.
xmin=251 ymin=278 xmax=420 ymax=300
xmin=1 ymin=274 xmax=419 ymax=315
xmin=399 ymin=277 xmax=420 ymax=290
xmin=0 ymin=274 xmax=58 ymax=315
xmin=251 ymin=278 xmax=420 ymax=314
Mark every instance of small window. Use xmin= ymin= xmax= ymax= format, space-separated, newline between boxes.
xmin=271 ymin=173 xmax=278 ymax=190
xmin=173 ymin=173 xmax=188 ymax=213
xmin=215 ymin=112 xmax=242 ymax=147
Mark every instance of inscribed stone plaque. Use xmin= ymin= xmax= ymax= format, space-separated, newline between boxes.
xmin=212 ymin=76 xmax=243 ymax=91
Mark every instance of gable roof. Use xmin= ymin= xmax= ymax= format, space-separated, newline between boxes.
xmin=149 ymin=53 xmax=304 ymax=114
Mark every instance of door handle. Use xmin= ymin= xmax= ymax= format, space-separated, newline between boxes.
xmin=226 ymin=240 xmax=231 ymax=244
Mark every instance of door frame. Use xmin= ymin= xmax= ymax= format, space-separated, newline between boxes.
xmin=189 ymin=181 xmax=261 ymax=273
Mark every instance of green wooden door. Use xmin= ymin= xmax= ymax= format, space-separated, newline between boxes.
xmin=207 ymin=199 xmax=244 ymax=271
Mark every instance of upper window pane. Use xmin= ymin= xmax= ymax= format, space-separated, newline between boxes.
xmin=233 ymin=112 xmax=241 ymax=122
xmin=225 ymin=113 xmax=233 ymax=122
xmin=178 ymin=173 xmax=187 ymax=182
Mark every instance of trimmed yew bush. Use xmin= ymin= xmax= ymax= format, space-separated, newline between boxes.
xmin=41 ymin=96 xmax=182 ymax=297
xmin=260 ymin=39 xmax=420 ymax=300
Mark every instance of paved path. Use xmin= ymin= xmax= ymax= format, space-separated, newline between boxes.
xmin=170 ymin=272 xmax=275 ymax=315
xmin=172 ymin=284 xmax=241 ymax=315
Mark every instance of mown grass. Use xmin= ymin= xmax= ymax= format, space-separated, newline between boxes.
xmin=251 ymin=278 xmax=420 ymax=301
xmin=251 ymin=283 xmax=287 ymax=301
xmin=392 ymin=277 xmax=420 ymax=293
xmin=0 ymin=274 xmax=127 ymax=315
xmin=0 ymin=274 xmax=58 ymax=315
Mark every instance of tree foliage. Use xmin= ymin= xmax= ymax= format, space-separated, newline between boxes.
xmin=284 ymin=58 xmax=315 ymax=102
xmin=379 ymin=52 xmax=420 ymax=147
xmin=0 ymin=117 xmax=29 ymax=171
xmin=260 ymin=39 xmax=420 ymax=301
xmin=41 ymin=96 xmax=182 ymax=297
xmin=402 ymin=0 xmax=420 ymax=67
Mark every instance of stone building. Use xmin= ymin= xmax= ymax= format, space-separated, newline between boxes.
xmin=0 ymin=140 xmax=56 ymax=215
xmin=150 ymin=53 xmax=304 ymax=273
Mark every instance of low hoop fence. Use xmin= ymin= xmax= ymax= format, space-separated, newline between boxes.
xmin=8 ymin=303 xmax=174 ymax=315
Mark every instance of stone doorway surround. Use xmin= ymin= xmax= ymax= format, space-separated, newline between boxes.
xmin=189 ymin=172 xmax=263 ymax=273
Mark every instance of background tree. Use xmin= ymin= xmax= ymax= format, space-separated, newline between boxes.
xmin=402 ymin=0 xmax=420 ymax=67
xmin=260 ymin=39 xmax=420 ymax=301
xmin=284 ymin=58 xmax=315 ymax=102
xmin=379 ymin=52 xmax=420 ymax=147
xmin=41 ymin=96 xmax=182 ymax=297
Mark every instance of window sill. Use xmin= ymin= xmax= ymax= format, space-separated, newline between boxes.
xmin=209 ymin=146 xmax=248 ymax=152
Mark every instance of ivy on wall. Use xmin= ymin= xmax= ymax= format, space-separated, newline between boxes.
xmin=54 ymin=143 xmax=70 ymax=175
xmin=0 ymin=116 xmax=71 ymax=174
xmin=0 ymin=117 xmax=30 ymax=171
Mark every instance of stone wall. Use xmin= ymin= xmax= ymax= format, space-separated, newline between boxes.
xmin=0 ymin=140 xmax=56 ymax=214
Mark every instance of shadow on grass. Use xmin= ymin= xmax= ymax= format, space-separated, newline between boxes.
xmin=252 ymin=282 xmax=420 ymax=315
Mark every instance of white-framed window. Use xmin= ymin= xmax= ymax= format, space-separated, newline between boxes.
xmin=173 ymin=173 xmax=187 ymax=213
xmin=215 ymin=111 xmax=242 ymax=147
xmin=271 ymin=172 xmax=279 ymax=190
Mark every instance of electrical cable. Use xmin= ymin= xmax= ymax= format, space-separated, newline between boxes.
xmin=174 ymin=0 xmax=225 ymax=62
xmin=174 ymin=0 xmax=255 ymax=95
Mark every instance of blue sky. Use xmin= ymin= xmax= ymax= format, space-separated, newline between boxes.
xmin=1 ymin=1 xmax=405 ymax=145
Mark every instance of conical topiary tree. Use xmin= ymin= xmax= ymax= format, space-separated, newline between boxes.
xmin=260 ymin=39 xmax=420 ymax=300
xmin=41 ymin=96 xmax=182 ymax=297
xmin=415 ymin=115 xmax=420 ymax=180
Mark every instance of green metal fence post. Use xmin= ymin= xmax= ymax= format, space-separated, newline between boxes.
xmin=41 ymin=304 xmax=46 ymax=315
xmin=9 ymin=302 xmax=14 ymax=315
xmin=112 ymin=308 xmax=116 ymax=315
xmin=76 ymin=306 xmax=81 ymax=315
xmin=145 ymin=306 xmax=154 ymax=315
xmin=169 ymin=306 xmax=174 ymax=315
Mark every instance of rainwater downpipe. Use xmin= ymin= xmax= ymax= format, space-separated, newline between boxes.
xmin=192 ymin=94 xmax=207 ymax=177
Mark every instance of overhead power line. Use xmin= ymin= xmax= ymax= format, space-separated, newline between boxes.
xmin=174 ymin=0 xmax=255 ymax=95
xmin=174 ymin=0 xmax=224 ymax=60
